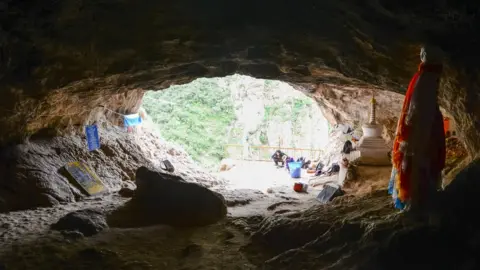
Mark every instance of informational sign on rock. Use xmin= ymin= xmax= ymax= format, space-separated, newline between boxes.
xmin=64 ymin=161 xmax=105 ymax=196
xmin=85 ymin=124 xmax=100 ymax=151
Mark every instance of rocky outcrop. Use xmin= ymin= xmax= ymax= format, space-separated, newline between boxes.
xmin=310 ymin=84 xmax=404 ymax=143
xmin=222 ymin=189 xmax=267 ymax=207
xmin=0 ymin=124 xmax=224 ymax=212
xmin=238 ymin=190 xmax=396 ymax=267
xmin=51 ymin=209 xmax=108 ymax=237
xmin=221 ymin=75 xmax=329 ymax=150
xmin=118 ymin=180 xmax=136 ymax=198
xmin=108 ymin=166 xmax=227 ymax=228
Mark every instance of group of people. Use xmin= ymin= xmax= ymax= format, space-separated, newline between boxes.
xmin=272 ymin=150 xmax=337 ymax=177
xmin=271 ymin=150 xmax=311 ymax=171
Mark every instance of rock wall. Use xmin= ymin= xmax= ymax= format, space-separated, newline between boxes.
xmin=224 ymin=75 xmax=329 ymax=149
xmin=0 ymin=0 xmax=478 ymax=208
xmin=1 ymin=0 xmax=479 ymax=160
xmin=307 ymin=82 xmax=404 ymax=143
xmin=0 ymin=123 xmax=224 ymax=212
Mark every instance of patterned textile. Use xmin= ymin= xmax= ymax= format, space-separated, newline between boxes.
xmin=390 ymin=62 xmax=446 ymax=209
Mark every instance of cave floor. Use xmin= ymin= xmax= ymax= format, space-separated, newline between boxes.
xmin=0 ymin=191 xmax=398 ymax=270
xmin=216 ymin=160 xmax=323 ymax=217
xmin=216 ymin=160 xmax=317 ymax=193
xmin=0 ymin=165 xmax=403 ymax=269
xmin=3 ymin=191 xmax=438 ymax=270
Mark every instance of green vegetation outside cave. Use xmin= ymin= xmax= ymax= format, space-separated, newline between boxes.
xmin=142 ymin=76 xmax=317 ymax=169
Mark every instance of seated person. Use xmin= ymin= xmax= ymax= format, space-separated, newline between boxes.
xmin=342 ymin=140 xmax=354 ymax=154
xmin=285 ymin=156 xmax=295 ymax=171
xmin=296 ymin=157 xmax=311 ymax=169
xmin=315 ymin=162 xmax=325 ymax=176
xmin=302 ymin=160 xmax=311 ymax=169
xmin=272 ymin=150 xmax=287 ymax=167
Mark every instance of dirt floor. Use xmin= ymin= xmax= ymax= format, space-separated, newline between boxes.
xmin=216 ymin=160 xmax=315 ymax=192
xmin=216 ymin=161 xmax=320 ymax=216
xmin=217 ymin=160 xmax=392 ymax=215
xmin=0 ymin=161 xmax=399 ymax=270
xmin=0 ymin=161 xmax=325 ymax=249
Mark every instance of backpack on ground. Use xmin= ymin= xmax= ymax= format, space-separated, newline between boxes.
xmin=326 ymin=163 xmax=340 ymax=174
xmin=342 ymin=140 xmax=353 ymax=154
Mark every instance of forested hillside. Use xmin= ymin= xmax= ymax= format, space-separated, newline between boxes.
xmin=142 ymin=75 xmax=329 ymax=168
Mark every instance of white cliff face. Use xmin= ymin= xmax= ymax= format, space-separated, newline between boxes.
xmin=222 ymin=75 xmax=330 ymax=153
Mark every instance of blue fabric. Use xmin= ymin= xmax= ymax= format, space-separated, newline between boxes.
xmin=289 ymin=162 xmax=302 ymax=178
xmin=388 ymin=167 xmax=406 ymax=210
xmin=85 ymin=125 xmax=100 ymax=151
xmin=394 ymin=198 xmax=406 ymax=210
xmin=388 ymin=168 xmax=396 ymax=195
xmin=124 ymin=113 xmax=142 ymax=127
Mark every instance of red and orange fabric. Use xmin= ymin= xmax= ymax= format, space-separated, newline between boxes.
xmin=392 ymin=62 xmax=446 ymax=204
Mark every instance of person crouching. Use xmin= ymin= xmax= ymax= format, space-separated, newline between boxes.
xmin=272 ymin=150 xmax=287 ymax=167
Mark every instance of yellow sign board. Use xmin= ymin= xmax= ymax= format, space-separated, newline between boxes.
xmin=64 ymin=161 xmax=105 ymax=195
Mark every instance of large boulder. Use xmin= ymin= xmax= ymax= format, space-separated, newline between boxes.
xmin=51 ymin=209 xmax=108 ymax=237
xmin=109 ymin=166 xmax=227 ymax=228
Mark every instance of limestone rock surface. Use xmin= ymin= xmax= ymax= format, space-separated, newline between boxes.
xmin=118 ymin=180 xmax=136 ymax=198
xmin=0 ymin=125 xmax=224 ymax=212
xmin=108 ymin=166 xmax=227 ymax=227
xmin=51 ymin=209 xmax=108 ymax=237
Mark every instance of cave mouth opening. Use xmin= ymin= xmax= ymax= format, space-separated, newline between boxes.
xmin=140 ymin=74 xmax=331 ymax=193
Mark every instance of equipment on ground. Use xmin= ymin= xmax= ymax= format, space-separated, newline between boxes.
xmin=316 ymin=184 xmax=344 ymax=204
xmin=293 ymin=182 xmax=308 ymax=192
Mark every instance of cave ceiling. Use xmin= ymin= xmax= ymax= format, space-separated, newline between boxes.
xmin=0 ymin=0 xmax=479 ymax=155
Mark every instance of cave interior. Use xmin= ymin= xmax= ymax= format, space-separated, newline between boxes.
xmin=1 ymin=0 xmax=480 ymax=269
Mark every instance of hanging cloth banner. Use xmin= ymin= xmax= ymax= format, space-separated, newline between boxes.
xmin=124 ymin=113 xmax=142 ymax=127
xmin=85 ymin=124 xmax=100 ymax=151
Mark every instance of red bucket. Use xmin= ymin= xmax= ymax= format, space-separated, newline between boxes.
xmin=294 ymin=182 xmax=304 ymax=192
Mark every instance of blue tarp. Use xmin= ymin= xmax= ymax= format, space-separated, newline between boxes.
xmin=124 ymin=113 xmax=142 ymax=127
xmin=85 ymin=124 xmax=100 ymax=151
